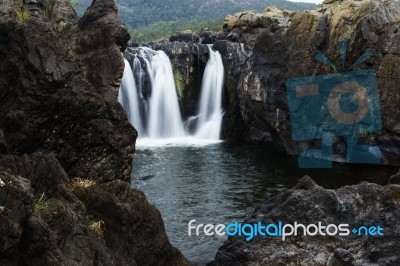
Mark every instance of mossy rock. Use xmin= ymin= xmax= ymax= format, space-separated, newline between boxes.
xmin=173 ymin=64 xmax=185 ymax=101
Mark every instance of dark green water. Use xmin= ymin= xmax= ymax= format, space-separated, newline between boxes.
xmin=132 ymin=142 xmax=396 ymax=264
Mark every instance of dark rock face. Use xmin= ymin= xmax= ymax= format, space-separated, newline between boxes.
xmin=53 ymin=1 xmax=78 ymax=24
xmin=0 ymin=0 xmax=23 ymax=17
xmin=209 ymin=176 xmax=400 ymax=266
xmin=0 ymin=153 xmax=192 ymax=266
xmin=215 ymin=0 xmax=400 ymax=165
xmin=0 ymin=0 xmax=135 ymax=182
xmin=74 ymin=181 xmax=190 ymax=266
xmin=389 ymin=170 xmax=400 ymax=185
xmin=199 ymin=28 xmax=221 ymax=44
xmin=0 ymin=0 xmax=192 ymax=265
xmin=169 ymin=30 xmax=200 ymax=43
xmin=74 ymin=0 xmax=131 ymax=101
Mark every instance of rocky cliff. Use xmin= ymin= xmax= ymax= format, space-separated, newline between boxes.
xmin=219 ymin=0 xmax=400 ymax=166
xmin=0 ymin=0 xmax=191 ymax=265
xmin=150 ymin=0 xmax=400 ymax=166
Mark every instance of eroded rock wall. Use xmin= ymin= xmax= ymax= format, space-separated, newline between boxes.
xmin=221 ymin=0 xmax=400 ymax=165
xmin=0 ymin=0 xmax=192 ymax=265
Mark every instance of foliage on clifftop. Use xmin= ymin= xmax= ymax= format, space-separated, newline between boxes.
xmin=131 ymin=18 xmax=225 ymax=43
xmin=76 ymin=0 xmax=315 ymax=42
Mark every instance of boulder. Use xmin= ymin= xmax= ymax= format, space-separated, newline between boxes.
xmin=0 ymin=153 xmax=193 ymax=265
xmin=223 ymin=7 xmax=292 ymax=46
xmin=199 ymin=28 xmax=219 ymax=44
xmin=209 ymin=176 xmax=400 ymax=265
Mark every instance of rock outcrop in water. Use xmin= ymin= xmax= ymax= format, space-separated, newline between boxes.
xmin=209 ymin=175 xmax=400 ymax=266
xmin=0 ymin=0 xmax=192 ymax=265
xmin=149 ymin=0 xmax=400 ymax=166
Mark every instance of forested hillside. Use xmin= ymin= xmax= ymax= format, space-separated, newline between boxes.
xmin=77 ymin=0 xmax=316 ymax=42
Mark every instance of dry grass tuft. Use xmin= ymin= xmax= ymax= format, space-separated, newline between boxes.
xmin=88 ymin=218 xmax=105 ymax=237
xmin=71 ymin=177 xmax=96 ymax=188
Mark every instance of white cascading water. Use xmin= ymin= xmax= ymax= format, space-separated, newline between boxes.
xmin=147 ymin=51 xmax=185 ymax=138
xmin=118 ymin=59 xmax=144 ymax=136
xmin=119 ymin=45 xmax=224 ymax=146
xmin=195 ymin=45 xmax=224 ymax=139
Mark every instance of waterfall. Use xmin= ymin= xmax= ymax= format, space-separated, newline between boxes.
xmin=119 ymin=45 xmax=224 ymax=146
xmin=147 ymin=51 xmax=185 ymax=138
xmin=118 ymin=59 xmax=144 ymax=136
xmin=195 ymin=45 xmax=224 ymax=140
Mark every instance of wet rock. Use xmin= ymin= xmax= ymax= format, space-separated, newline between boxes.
xmin=210 ymin=176 xmax=400 ymax=266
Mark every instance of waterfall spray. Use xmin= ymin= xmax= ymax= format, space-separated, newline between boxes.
xmin=147 ymin=51 xmax=185 ymax=138
xmin=195 ymin=45 xmax=224 ymax=140
xmin=118 ymin=59 xmax=145 ymax=136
